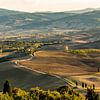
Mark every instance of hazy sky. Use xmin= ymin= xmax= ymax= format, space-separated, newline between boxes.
xmin=0 ymin=0 xmax=100 ymax=12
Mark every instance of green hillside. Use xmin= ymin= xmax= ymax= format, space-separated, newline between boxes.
xmin=0 ymin=8 xmax=100 ymax=33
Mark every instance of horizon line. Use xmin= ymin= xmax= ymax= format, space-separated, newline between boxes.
xmin=0 ymin=7 xmax=100 ymax=13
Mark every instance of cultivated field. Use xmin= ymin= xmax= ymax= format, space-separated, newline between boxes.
xmin=20 ymin=50 xmax=98 ymax=76
xmin=0 ymin=61 xmax=66 ymax=91
xmin=19 ymin=50 xmax=100 ymax=92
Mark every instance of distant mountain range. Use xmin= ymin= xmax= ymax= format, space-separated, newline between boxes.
xmin=0 ymin=8 xmax=100 ymax=33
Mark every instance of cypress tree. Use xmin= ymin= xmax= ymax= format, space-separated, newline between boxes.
xmin=3 ymin=80 xmax=12 ymax=94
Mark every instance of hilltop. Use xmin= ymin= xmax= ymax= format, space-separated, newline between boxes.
xmin=0 ymin=8 xmax=100 ymax=34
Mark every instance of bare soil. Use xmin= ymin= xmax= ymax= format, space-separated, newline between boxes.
xmin=19 ymin=51 xmax=98 ymax=77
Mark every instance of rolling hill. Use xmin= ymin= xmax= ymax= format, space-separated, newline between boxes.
xmin=76 ymin=40 xmax=100 ymax=49
xmin=0 ymin=8 xmax=100 ymax=33
xmin=0 ymin=61 xmax=66 ymax=91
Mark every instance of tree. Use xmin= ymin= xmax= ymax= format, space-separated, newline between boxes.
xmin=85 ymin=83 xmax=87 ymax=88
xmin=86 ymin=88 xmax=99 ymax=100
xmin=82 ymin=82 xmax=85 ymax=88
xmin=75 ymin=81 xmax=78 ymax=88
xmin=3 ymin=80 xmax=12 ymax=94
xmin=93 ymin=84 xmax=95 ymax=90
xmin=98 ymin=67 xmax=99 ymax=72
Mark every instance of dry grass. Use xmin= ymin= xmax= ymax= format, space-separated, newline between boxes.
xmin=70 ymin=73 xmax=100 ymax=92
xmin=19 ymin=50 xmax=97 ymax=77
xmin=19 ymin=50 xmax=100 ymax=92
xmin=0 ymin=50 xmax=99 ymax=92
xmin=0 ymin=61 xmax=66 ymax=91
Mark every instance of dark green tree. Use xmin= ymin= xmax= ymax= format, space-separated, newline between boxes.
xmin=85 ymin=83 xmax=87 ymax=88
xmin=3 ymin=80 xmax=12 ymax=94
xmin=75 ymin=81 xmax=78 ymax=88
xmin=93 ymin=84 xmax=95 ymax=90
xmin=86 ymin=88 xmax=99 ymax=100
xmin=82 ymin=82 xmax=85 ymax=88
xmin=98 ymin=67 xmax=99 ymax=72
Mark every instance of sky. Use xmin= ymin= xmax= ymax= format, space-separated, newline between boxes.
xmin=0 ymin=0 xmax=100 ymax=12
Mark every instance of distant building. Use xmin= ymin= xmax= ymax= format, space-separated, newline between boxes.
xmin=64 ymin=46 xmax=69 ymax=51
xmin=0 ymin=49 xmax=2 ymax=53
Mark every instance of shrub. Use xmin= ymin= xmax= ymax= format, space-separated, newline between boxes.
xmin=1 ymin=85 xmax=99 ymax=100
xmin=86 ymin=88 xmax=100 ymax=100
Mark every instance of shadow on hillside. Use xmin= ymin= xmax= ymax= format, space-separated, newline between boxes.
xmin=0 ymin=62 xmax=66 ymax=91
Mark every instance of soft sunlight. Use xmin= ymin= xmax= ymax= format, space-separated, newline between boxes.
xmin=0 ymin=0 xmax=100 ymax=12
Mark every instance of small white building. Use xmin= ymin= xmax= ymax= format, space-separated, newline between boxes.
xmin=64 ymin=46 xmax=69 ymax=51
xmin=0 ymin=49 xmax=2 ymax=53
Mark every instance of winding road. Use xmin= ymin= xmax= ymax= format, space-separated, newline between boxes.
xmin=0 ymin=60 xmax=67 ymax=91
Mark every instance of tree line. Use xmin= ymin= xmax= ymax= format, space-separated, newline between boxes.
xmin=0 ymin=80 xmax=99 ymax=100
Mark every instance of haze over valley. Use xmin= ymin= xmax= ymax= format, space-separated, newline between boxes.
xmin=0 ymin=7 xmax=100 ymax=99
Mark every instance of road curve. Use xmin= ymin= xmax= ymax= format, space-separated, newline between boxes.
xmin=0 ymin=61 xmax=67 ymax=91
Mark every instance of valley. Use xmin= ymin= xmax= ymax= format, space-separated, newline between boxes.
xmin=18 ymin=50 xmax=100 ymax=93
xmin=0 ymin=60 xmax=66 ymax=91
xmin=0 ymin=8 xmax=100 ymax=99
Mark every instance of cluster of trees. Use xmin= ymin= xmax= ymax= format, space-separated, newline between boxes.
xmin=0 ymin=40 xmax=61 ymax=54
xmin=27 ymin=43 xmax=43 ymax=56
xmin=0 ymin=80 xmax=99 ymax=100
xmin=66 ymin=49 xmax=100 ymax=72
xmin=86 ymin=88 xmax=99 ymax=100
xmin=68 ymin=49 xmax=100 ymax=54
xmin=0 ymin=40 xmax=62 ymax=62
xmin=75 ymin=81 xmax=96 ymax=89
xmin=0 ymin=41 xmax=41 ymax=53
xmin=75 ymin=81 xmax=99 ymax=100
